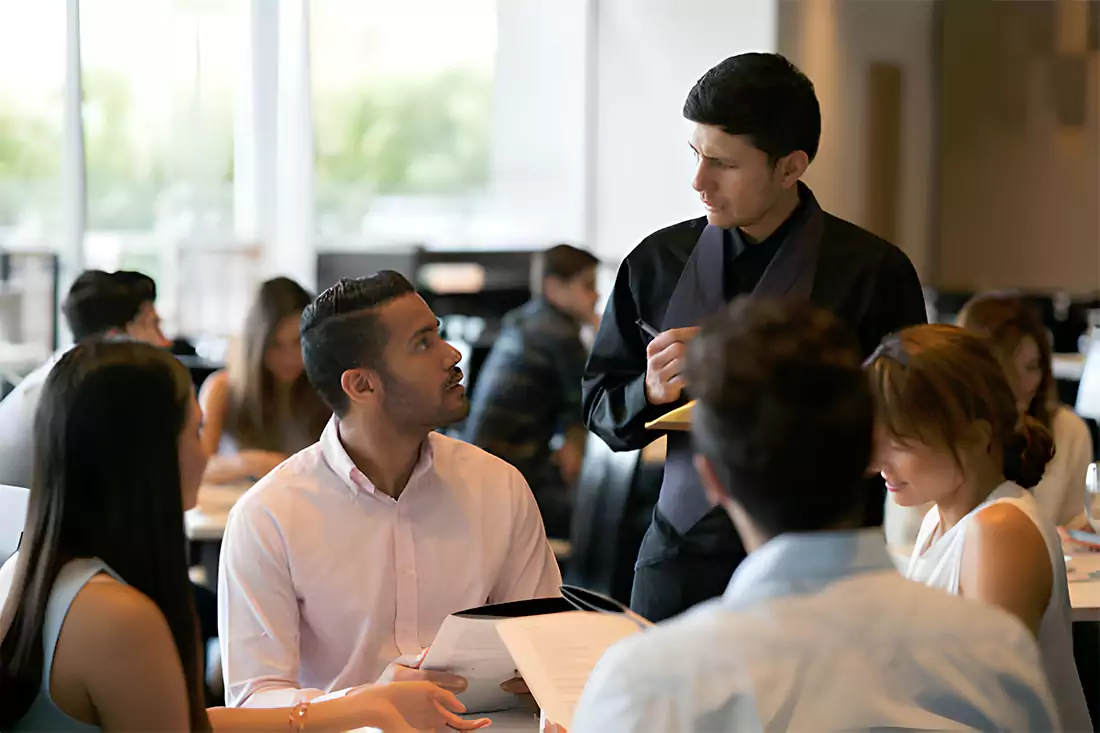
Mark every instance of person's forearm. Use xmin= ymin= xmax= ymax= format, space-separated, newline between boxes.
xmin=582 ymin=373 xmax=665 ymax=452
xmin=208 ymin=690 xmax=405 ymax=732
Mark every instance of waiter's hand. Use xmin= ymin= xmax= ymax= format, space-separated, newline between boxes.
xmin=644 ymin=327 xmax=700 ymax=405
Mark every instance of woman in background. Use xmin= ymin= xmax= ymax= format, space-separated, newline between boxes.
xmin=200 ymin=278 xmax=329 ymax=484
xmin=958 ymin=293 xmax=1093 ymax=528
xmin=868 ymin=325 xmax=1091 ymax=732
xmin=0 ymin=341 xmax=486 ymax=732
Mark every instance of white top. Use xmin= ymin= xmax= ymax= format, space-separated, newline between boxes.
xmin=0 ymin=351 xmax=61 ymax=487
xmin=218 ymin=417 xmax=563 ymax=708
xmin=907 ymin=482 xmax=1091 ymax=732
xmin=1033 ymin=406 xmax=1093 ymax=527
xmin=572 ymin=529 xmax=1058 ymax=732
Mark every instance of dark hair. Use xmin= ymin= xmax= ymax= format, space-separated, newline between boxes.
xmin=61 ymin=270 xmax=144 ymax=341
xmin=867 ymin=325 xmax=1054 ymax=489
xmin=301 ymin=271 xmax=416 ymax=416
xmin=225 ymin=278 xmax=329 ymax=451
xmin=113 ymin=270 xmax=158 ymax=304
xmin=687 ymin=297 xmax=874 ymax=535
xmin=957 ymin=293 xmax=1055 ymax=429
xmin=538 ymin=244 xmax=599 ymax=283
xmin=0 ymin=341 xmax=209 ymax=730
xmin=683 ymin=52 xmax=821 ymax=164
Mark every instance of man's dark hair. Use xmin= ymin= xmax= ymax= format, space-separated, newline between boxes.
xmin=300 ymin=271 xmax=416 ymax=416
xmin=683 ymin=52 xmax=821 ymax=164
xmin=61 ymin=270 xmax=145 ymax=342
xmin=539 ymin=244 xmax=599 ymax=283
xmin=687 ymin=297 xmax=872 ymax=536
xmin=112 ymin=270 xmax=158 ymax=304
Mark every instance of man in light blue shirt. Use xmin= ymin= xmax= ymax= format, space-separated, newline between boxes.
xmin=571 ymin=298 xmax=1059 ymax=732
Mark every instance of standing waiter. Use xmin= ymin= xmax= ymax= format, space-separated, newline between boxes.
xmin=582 ymin=52 xmax=927 ymax=623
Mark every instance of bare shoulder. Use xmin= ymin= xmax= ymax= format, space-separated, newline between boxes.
xmin=69 ymin=575 xmax=177 ymax=653
xmin=198 ymin=369 xmax=230 ymax=406
xmin=968 ymin=502 xmax=1051 ymax=578
xmin=971 ymin=502 xmax=1046 ymax=546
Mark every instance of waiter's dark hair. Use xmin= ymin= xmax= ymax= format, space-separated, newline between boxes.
xmin=300 ymin=271 xmax=416 ymax=416
xmin=688 ymin=297 xmax=873 ymax=535
xmin=683 ymin=52 xmax=821 ymax=164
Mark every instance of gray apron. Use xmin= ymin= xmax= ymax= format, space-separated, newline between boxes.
xmin=656 ymin=184 xmax=826 ymax=534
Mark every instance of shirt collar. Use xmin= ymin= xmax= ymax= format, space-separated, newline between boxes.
xmin=721 ymin=528 xmax=896 ymax=611
xmin=319 ymin=416 xmax=436 ymax=500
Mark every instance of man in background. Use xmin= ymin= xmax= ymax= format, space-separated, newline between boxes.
xmin=465 ymin=244 xmax=600 ymax=538
xmin=0 ymin=269 xmax=170 ymax=487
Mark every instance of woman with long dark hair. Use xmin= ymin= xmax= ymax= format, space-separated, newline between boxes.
xmin=0 ymin=341 xmax=487 ymax=731
xmin=200 ymin=277 xmax=330 ymax=484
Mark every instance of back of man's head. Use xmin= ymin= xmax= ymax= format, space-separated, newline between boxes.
xmin=687 ymin=298 xmax=873 ymax=536
xmin=61 ymin=270 xmax=144 ymax=342
xmin=683 ymin=52 xmax=821 ymax=164
xmin=112 ymin=270 xmax=157 ymax=305
xmin=300 ymin=270 xmax=416 ymax=416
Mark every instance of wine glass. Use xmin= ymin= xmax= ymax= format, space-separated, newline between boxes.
xmin=1086 ymin=462 xmax=1100 ymax=534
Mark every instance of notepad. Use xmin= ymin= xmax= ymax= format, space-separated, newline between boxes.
xmin=644 ymin=400 xmax=695 ymax=431
xmin=495 ymin=611 xmax=648 ymax=729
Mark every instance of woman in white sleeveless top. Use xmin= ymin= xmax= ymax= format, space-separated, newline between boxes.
xmin=867 ymin=325 xmax=1092 ymax=733
xmin=0 ymin=341 xmax=486 ymax=732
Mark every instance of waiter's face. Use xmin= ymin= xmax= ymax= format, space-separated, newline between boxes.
xmin=689 ymin=123 xmax=788 ymax=230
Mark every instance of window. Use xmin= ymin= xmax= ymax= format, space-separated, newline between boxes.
xmin=311 ymin=0 xmax=497 ymax=241
xmin=0 ymin=2 xmax=65 ymax=246
xmin=80 ymin=0 xmax=239 ymax=331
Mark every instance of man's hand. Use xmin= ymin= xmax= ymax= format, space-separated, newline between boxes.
xmin=378 ymin=653 xmax=468 ymax=694
xmin=356 ymin=681 xmax=491 ymax=731
xmin=644 ymin=327 xmax=700 ymax=405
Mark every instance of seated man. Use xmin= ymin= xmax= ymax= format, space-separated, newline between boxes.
xmin=570 ymin=298 xmax=1058 ymax=731
xmin=219 ymin=271 xmax=562 ymax=708
xmin=464 ymin=244 xmax=600 ymax=538
xmin=0 ymin=269 xmax=169 ymax=487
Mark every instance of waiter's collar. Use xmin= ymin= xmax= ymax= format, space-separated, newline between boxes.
xmin=731 ymin=185 xmax=807 ymax=255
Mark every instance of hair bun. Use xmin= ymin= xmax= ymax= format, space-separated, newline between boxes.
xmin=1003 ymin=414 xmax=1055 ymax=489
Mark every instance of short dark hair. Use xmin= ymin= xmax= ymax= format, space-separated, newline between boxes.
xmin=539 ymin=244 xmax=599 ymax=283
xmin=683 ymin=52 xmax=821 ymax=164
xmin=300 ymin=271 xmax=416 ymax=416
xmin=687 ymin=298 xmax=872 ymax=535
xmin=61 ymin=270 xmax=144 ymax=342
xmin=112 ymin=270 xmax=158 ymax=304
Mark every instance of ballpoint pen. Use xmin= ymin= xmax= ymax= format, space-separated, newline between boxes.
xmin=635 ymin=319 xmax=660 ymax=340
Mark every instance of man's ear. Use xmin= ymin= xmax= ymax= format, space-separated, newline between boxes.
xmin=778 ymin=150 xmax=809 ymax=188
xmin=694 ymin=453 xmax=728 ymax=507
xmin=340 ymin=368 xmax=380 ymax=410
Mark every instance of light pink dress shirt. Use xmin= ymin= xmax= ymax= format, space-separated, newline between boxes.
xmin=218 ymin=417 xmax=563 ymax=708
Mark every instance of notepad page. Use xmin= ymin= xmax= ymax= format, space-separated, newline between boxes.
xmin=495 ymin=611 xmax=642 ymax=729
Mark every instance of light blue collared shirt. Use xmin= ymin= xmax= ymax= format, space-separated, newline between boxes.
xmin=573 ymin=528 xmax=1059 ymax=732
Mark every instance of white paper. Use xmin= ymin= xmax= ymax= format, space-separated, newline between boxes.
xmin=420 ymin=614 xmax=522 ymax=714
xmin=495 ymin=611 xmax=644 ymax=729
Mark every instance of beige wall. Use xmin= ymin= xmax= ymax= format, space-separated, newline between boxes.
xmin=936 ymin=0 xmax=1100 ymax=294
xmin=779 ymin=0 xmax=938 ymax=280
